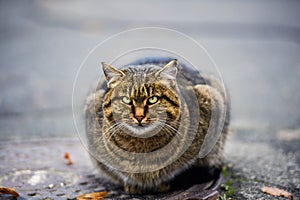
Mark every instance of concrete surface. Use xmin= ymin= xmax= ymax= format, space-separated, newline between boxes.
xmin=0 ymin=0 xmax=299 ymax=199
xmin=0 ymin=139 xmax=223 ymax=199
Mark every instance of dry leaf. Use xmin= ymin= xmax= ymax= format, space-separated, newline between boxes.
xmin=277 ymin=129 xmax=300 ymax=141
xmin=77 ymin=191 xmax=108 ymax=200
xmin=64 ymin=152 xmax=73 ymax=165
xmin=0 ymin=187 xmax=19 ymax=197
xmin=261 ymin=186 xmax=292 ymax=199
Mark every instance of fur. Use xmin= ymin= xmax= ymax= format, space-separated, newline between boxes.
xmin=85 ymin=58 xmax=230 ymax=193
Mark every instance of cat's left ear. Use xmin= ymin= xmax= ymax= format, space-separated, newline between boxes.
xmin=155 ymin=59 xmax=178 ymax=79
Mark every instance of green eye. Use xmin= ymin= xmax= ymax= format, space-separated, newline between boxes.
xmin=148 ymin=96 xmax=158 ymax=104
xmin=122 ymin=96 xmax=131 ymax=104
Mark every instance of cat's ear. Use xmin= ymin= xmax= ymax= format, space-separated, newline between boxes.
xmin=155 ymin=59 xmax=178 ymax=79
xmin=102 ymin=62 xmax=125 ymax=88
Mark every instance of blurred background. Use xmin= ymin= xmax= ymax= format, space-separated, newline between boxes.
xmin=1 ymin=0 xmax=300 ymax=141
xmin=1 ymin=2 xmax=299 ymax=198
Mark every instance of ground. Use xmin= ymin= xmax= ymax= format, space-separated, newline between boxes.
xmin=0 ymin=1 xmax=299 ymax=199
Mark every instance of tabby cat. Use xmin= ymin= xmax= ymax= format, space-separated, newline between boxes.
xmin=85 ymin=58 xmax=230 ymax=193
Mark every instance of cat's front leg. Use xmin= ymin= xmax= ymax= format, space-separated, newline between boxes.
xmin=124 ymin=184 xmax=145 ymax=194
xmin=124 ymin=182 xmax=170 ymax=194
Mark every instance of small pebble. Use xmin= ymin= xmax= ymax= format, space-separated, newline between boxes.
xmin=93 ymin=187 xmax=106 ymax=192
xmin=87 ymin=174 xmax=95 ymax=178
xmin=27 ymin=192 xmax=37 ymax=196
xmin=48 ymin=184 xmax=55 ymax=189
xmin=56 ymin=193 xmax=65 ymax=196
xmin=74 ymin=189 xmax=81 ymax=193
xmin=79 ymin=181 xmax=88 ymax=185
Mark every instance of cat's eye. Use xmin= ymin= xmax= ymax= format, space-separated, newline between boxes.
xmin=147 ymin=96 xmax=158 ymax=105
xmin=122 ymin=96 xmax=131 ymax=104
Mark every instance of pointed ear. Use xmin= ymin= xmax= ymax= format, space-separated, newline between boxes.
xmin=101 ymin=62 xmax=125 ymax=88
xmin=155 ymin=59 xmax=178 ymax=79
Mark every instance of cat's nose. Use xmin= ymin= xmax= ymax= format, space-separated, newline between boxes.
xmin=135 ymin=115 xmax=144 ymax=123
xmin=134 ymin=107 xmax=145 ymax=124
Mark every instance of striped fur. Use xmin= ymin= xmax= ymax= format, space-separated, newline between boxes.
xmin=85 ymin=58 xmax=230 ymax=193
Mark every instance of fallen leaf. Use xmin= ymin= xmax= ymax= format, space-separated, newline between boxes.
xmin=277 ymin=129 xmax=300 ymax=141
xmin=77 ymin=191 xmax=108 ymax=200
xmin=64 ymin=152 xmax=73 ymax=165
xmin=261 ymin=186 xmax=292 ymax=199
xmin=0 ymin=187 xmax=19 ymax=197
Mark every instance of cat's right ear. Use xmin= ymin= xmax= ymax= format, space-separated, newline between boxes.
xmin=101 ymin=62 xmax=125 ymax=88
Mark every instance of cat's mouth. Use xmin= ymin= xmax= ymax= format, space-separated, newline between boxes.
xmin=123 ymin=122 xmax=161 ymax=138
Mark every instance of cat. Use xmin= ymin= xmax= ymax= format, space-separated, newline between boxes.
xmin=85 ymin=58 xmax=230 ymax=194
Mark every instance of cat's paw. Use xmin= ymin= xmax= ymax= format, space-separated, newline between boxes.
xmin=124 ymin=183 xmax=171 ymax=194
xmin=157 ymin=182 xmax=171 ymax=193
xmin=124 ymin=184 xmax=144 ymax=194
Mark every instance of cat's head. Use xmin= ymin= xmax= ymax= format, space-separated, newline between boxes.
xmin=101 ymin=60 xmax=181 ymax=136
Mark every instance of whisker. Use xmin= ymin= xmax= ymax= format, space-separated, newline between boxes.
xmin=108 ymin=123 xmax=125 ymax=141
xmin=156 ymin=121 xmax=183 ymax=137
xmin=156 ymin=122 xmax=172 ymax=136
xmin=89 ymin=122 xmax=123 ymax=147
xmin=103 ymin=122 xmax=123 ymax=136
xmin=159 ymin=119 xmax=191 ymax=131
